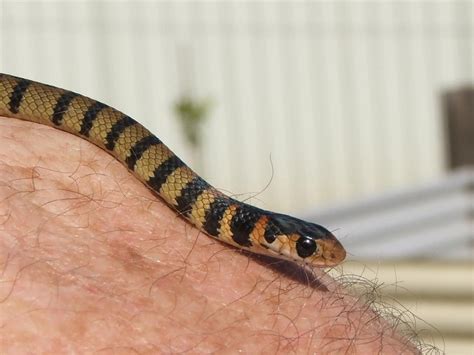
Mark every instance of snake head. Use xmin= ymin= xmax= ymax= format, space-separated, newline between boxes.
xmin=260 ymin=213 xmax=346 ymax=267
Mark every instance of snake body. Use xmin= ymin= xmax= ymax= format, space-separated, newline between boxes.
xmin=0 ymin=73 xmax=345 ymax=266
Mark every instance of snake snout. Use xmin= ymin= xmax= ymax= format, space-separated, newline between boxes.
xmin=318 ymin=238 xmax=346 ymax=266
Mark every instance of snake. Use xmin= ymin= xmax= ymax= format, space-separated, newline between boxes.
xmin=0 ymin=73 xmax=346 ymax=267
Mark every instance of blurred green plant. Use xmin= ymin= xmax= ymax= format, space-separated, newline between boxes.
xmin=174 ymin=96 xmax=212 ymax=149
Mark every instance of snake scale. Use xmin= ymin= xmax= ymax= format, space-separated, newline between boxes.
xmin=0 ymin=73 xmax=346 ymax=267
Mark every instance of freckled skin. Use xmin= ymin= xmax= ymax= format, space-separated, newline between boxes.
xmin=0 ymin=120 xmax=421 ymax=354
xmin=0 ymin=73 xmax=346 ymax=267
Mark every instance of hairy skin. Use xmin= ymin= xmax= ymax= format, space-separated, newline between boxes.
xmin=0 ymin=117 xmax=420 ymax=354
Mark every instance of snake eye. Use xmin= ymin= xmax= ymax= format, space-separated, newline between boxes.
xmin=296 ymin=237 xmax=317 ymax=258
xmin=264 ymin=234 xmax=276 ymax=243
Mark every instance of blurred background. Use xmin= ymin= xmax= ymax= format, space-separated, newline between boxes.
xmin=1 ymin=1 xmax=472 ymax=353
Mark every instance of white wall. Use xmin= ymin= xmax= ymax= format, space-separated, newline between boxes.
xmin=1 ymin=1 xmax=472 ymax=213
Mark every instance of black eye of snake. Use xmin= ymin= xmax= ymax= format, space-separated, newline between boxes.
xmin=296 ymin=237 xmax=317 ymax=258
